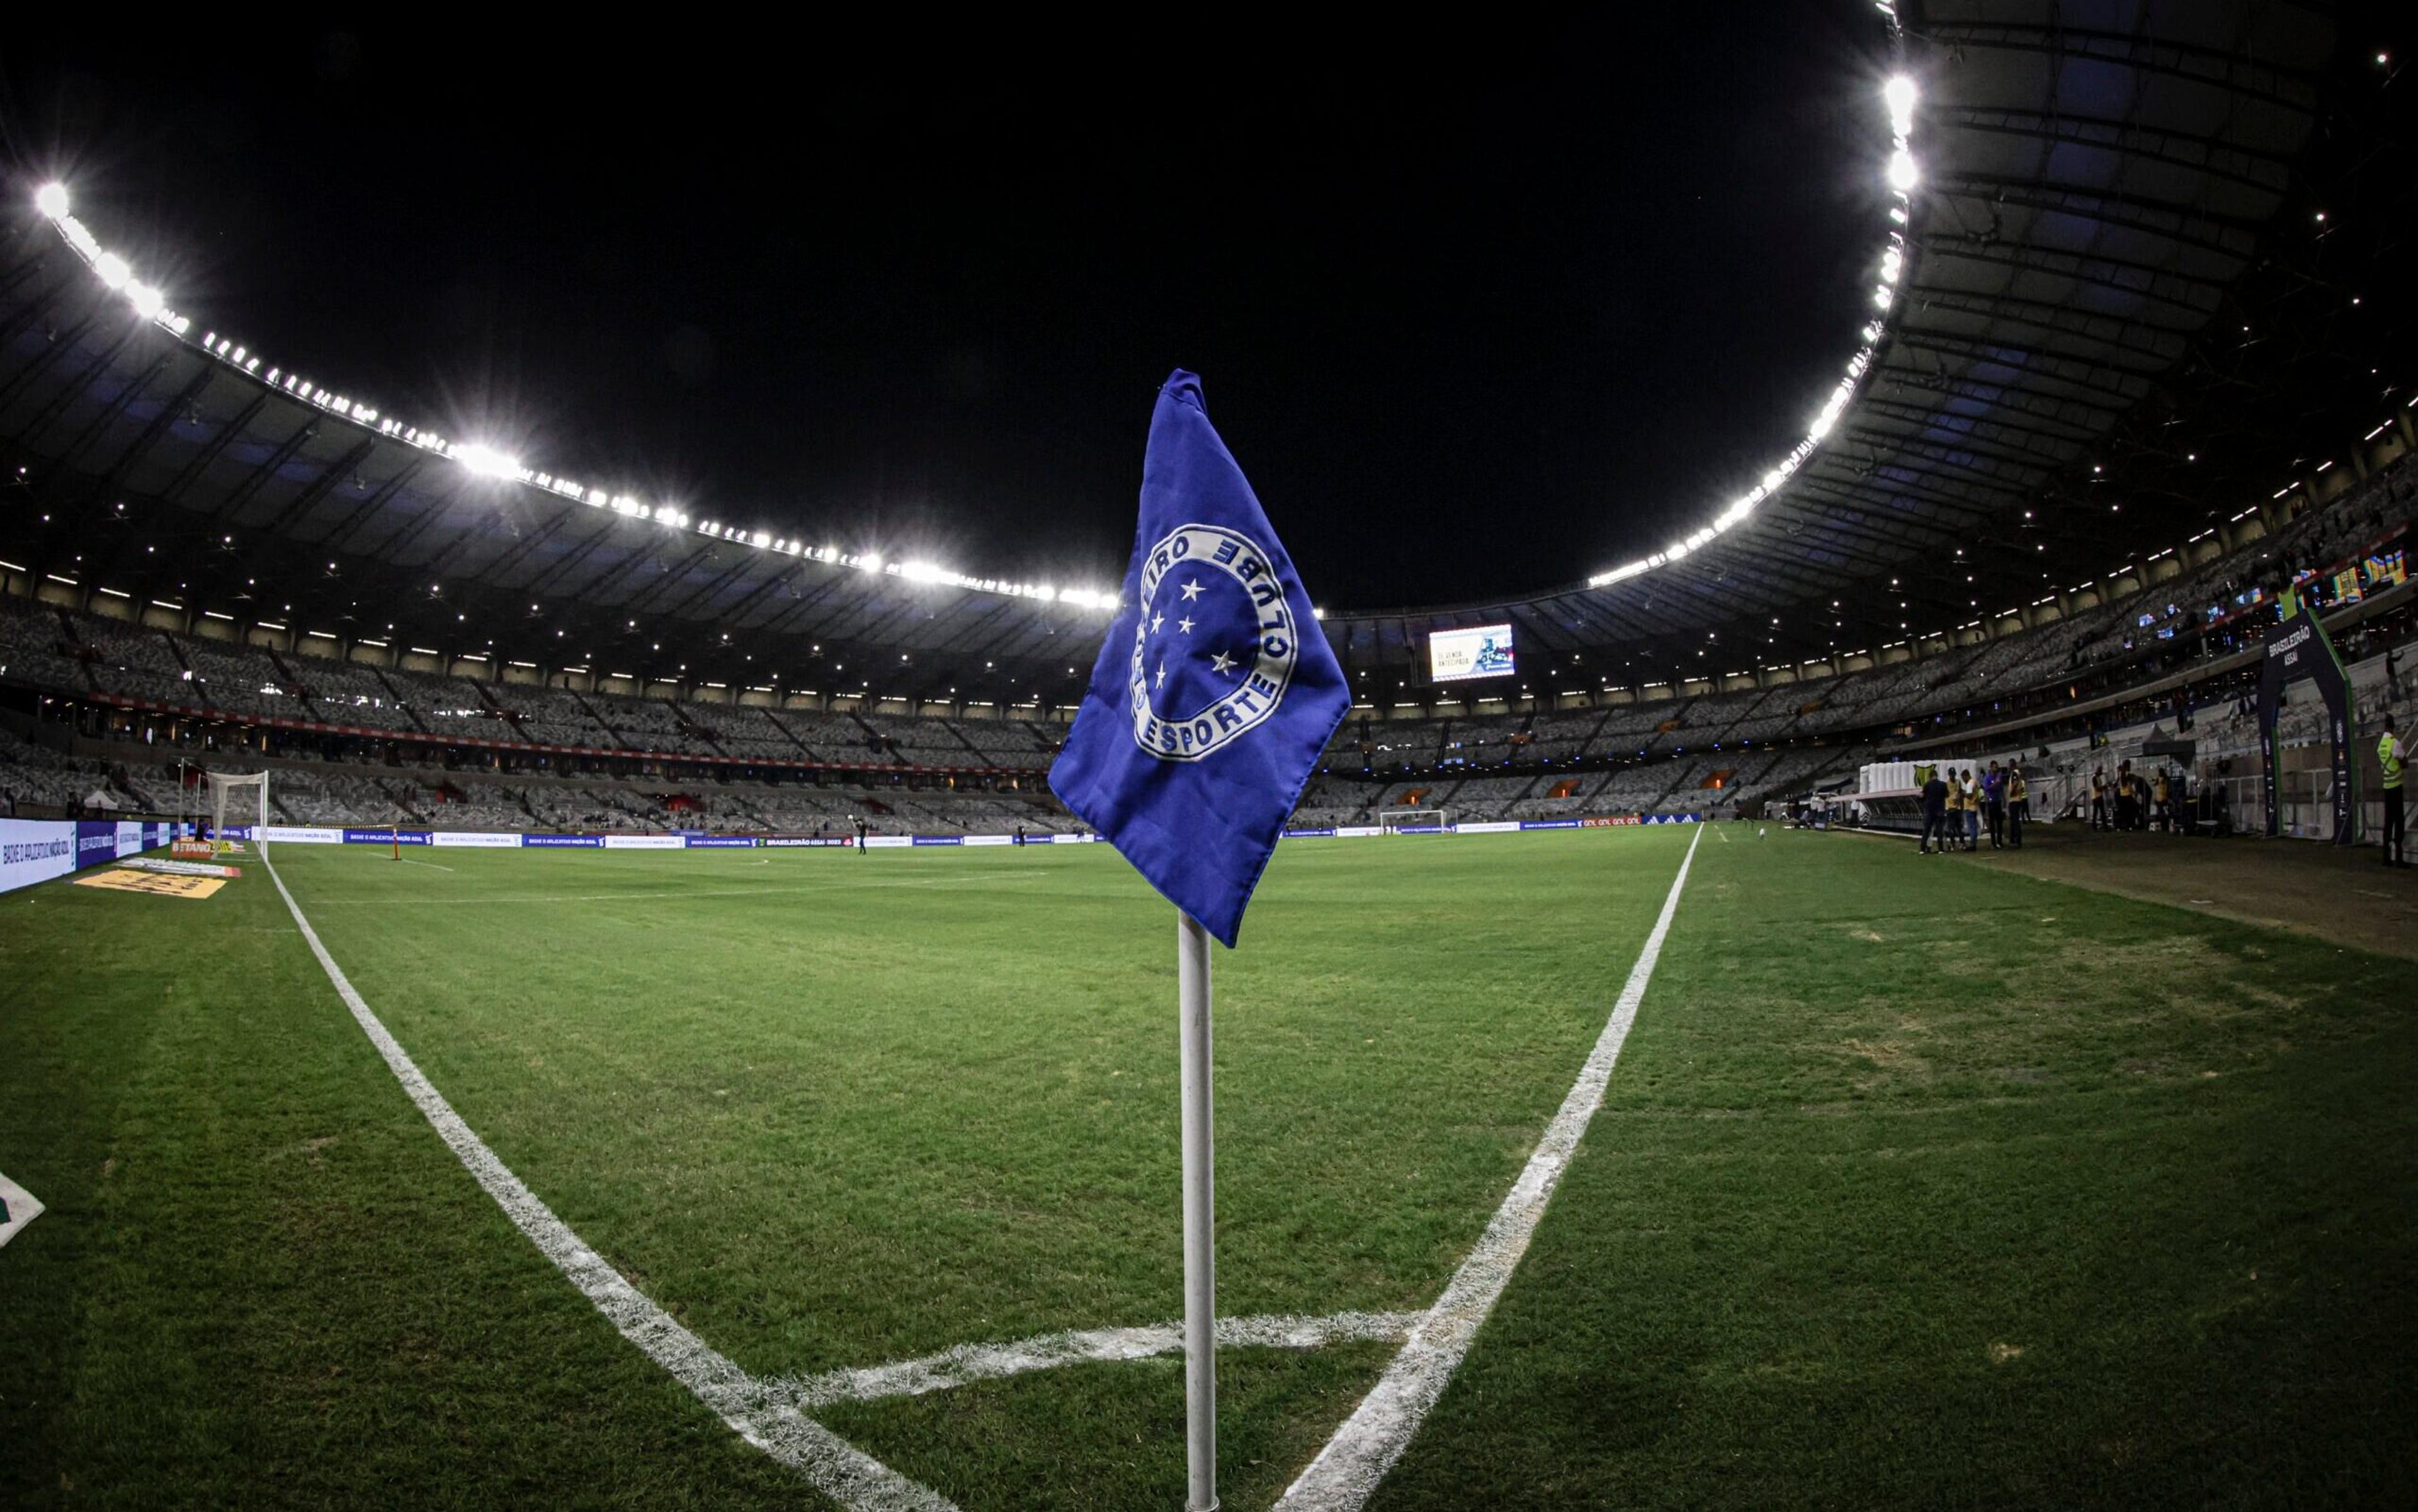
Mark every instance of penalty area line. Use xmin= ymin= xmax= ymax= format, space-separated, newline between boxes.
xmin=1276 ymin=823 xmax=1705 ymax=1512
xmin=257 ymin=843 xmax=958 ymax=1512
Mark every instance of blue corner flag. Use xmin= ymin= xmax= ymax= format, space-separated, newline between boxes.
xmin=1050 ymin=370 xmax=1351 ymax=947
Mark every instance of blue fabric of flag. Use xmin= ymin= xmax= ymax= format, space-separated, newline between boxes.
xmin=1050 ymin=370 xmax=1350 ymax=946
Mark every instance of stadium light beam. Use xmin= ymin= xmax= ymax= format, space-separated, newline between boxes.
xmin=453 ymin=443 xmax=523 ymax=480
xmin=1586 ymin=8 xmax=1912 ymax=591
xmin=1883 ymin=75 xmax=1917 ymax=134
xmin=35 ymin=182 xmax=70 ymax=220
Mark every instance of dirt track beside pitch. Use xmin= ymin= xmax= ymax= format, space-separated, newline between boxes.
xmin=1953 ymin=824 xmax=2418 ymax=960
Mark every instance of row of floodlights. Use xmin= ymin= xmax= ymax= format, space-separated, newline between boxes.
xmin=34 ymin=183 xmax=190 ymax=336
xmin=1587 ymin=72 xmax=1919 ymax=590
xmin=31 ymin=183 xmax=1120 ymax=615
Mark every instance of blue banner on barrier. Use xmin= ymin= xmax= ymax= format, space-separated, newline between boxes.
xmin=344 ymin=827 xmax=432 ymax=845
xmin=1643 ymin=813 xmax=1702 ymax=825
xmin=1517 ymin=819 xmax=1583 ymax=831
xmin=683 ymin=835 xmax=759 ymax=848
xmin=763 ymin=836 xmax=851 ymax=847
xmin=523 ymin=834 xmax=604 ymax=848
xmin=911 ymin=835 xmax=964 ymax=846
xmin=75 ymin=821 xmax=121 ymax=866
xmin=1282 ymin=827 xmax=1337 ymax=838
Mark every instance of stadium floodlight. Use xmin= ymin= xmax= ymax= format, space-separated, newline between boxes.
xmin=453 ymin=443 xmax=522 ymax=480
xmin=127 ymin=281 xmax=166 ymax=319
xmin=1883 ymin=75 xmax=1917 ymax=134
xmin=35 ymin=182 xmax=70 ymax=220
xmin=1588 ymin=9 xmax=1910 ymax=594
xmin=93 ymin=251 xmax=130 ymax=289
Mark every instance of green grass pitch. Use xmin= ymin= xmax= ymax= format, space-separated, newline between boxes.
xmin=1 ymin=827 xmax=2410 ymax=1509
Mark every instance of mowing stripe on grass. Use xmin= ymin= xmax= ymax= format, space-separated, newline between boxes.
xmin=258 ymin=844 xmax=960 ymax=1512
xmin=767 ymin=1310 xmax=1421 ymax=1411
xmin=1277 ymin=824 xmax=1705 ymax=1511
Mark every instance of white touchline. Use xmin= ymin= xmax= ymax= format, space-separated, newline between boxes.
xmin=393 ymin=857 xmax=455 ymax=871
xmin=258 ymin=844 xmax=960 ymax=1512
xmin=1276 ymin=824 xmax=1705 ymax=1511
xmin=766 ymin=1310 xmax=1421 ymax=1412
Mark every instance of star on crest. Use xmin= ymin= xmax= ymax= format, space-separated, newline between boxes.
xmin=1210 ymin=649 xmax=1236 ymax=676
xmin=1178 ymin=616 xmax=1195 ymax=635
xmin=1179 ymin=579 xmax=1205 ymax=601
xmin=1155 ymin=661 xmax=1167 ymax=688
xmin=1150 ymin=613 xmax=1164 ymax=633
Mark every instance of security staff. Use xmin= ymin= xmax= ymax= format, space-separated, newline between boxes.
xmin=2381 ymin=715 xmax=2406 ymax=867
xmin=2091 ymin=766 xmax=2109 ymax=829
xmin=2007 ymin=766 xmax=2029 ymax=848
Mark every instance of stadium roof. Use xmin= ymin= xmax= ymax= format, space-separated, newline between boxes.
xmin=1 ymin=1 xmax=2407 ymax=708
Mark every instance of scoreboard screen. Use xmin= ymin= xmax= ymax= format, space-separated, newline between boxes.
xmin=1430 ymin=624 xmax=1516 ymax=683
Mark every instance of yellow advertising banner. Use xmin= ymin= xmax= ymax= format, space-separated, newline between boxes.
xmin=72 ymin=870 xmax=226 ymax=900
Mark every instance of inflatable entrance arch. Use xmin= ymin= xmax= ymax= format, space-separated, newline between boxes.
xmin=2257 ymin=589 xmax=2356 ymax=843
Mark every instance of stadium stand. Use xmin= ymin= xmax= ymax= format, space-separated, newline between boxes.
xmin=6 ymin=445 xmax=2415 ymax=834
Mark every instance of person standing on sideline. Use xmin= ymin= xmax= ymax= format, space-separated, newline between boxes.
xmin=2380 ymin=714 xmax=2406 ymax=867
xmin=853 ymin=813 xmax=868 ymax=855
xmin=1919 ymin=766 xmax=1949 ymax=855
xmin=1984 ymin=760 xmax=2007 ymax=850
xmin=2007 ymin=765 xmax=2029 ymax=848
xmin=2152 ymin=766 xmax=2172 ymax=832
xmin=2091 ymin=765 xmax=2109 ymax=829
xmin=1961 ymin=769 xmax=1982 ymax=851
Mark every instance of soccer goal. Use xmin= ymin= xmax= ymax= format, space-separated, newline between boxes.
xmin=207 ymin=771 xmax=269 ymax=852
xmin=1376 ymin=807 xmax=1453 ymax=834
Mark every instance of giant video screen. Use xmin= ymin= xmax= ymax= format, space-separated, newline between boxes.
xmin=1429 ymin=623 xmax=1516 ymax=683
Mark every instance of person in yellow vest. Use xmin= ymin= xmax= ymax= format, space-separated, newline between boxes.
xmin=2007 ymin=765 xmax=2029 ymax=848
xmin=1962 ymin=770 xmax=1982 ymax=850
xmin=2090 ymin=765 xmax=2109 ymax=829
xmin=2152 ymin=767 xmax=2172 ymax=833
xmin=2380 ymin=713 xmax=2405 ymax=867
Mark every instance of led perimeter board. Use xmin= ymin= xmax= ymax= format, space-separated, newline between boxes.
xmin=1429 ymin=623 xmax=1516 ymax=683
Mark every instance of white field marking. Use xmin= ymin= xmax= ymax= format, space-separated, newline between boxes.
xmin=766 ymin=1310 xmax=1421 ymax=1412
xmin=1277 ymin=824 xmax=1705 ymax=1512
xmin=0 ymin=1169 xmax=45 ymax=1249
xmin=392 ymin=857 xmax=455 ymax=871
xmin=258 ymin=845 xmax=958 ymax=1512
xmin=1716 ymin=825 xmax=1730 ymax=843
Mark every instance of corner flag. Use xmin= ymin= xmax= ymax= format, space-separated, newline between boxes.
xmin=1049 ymin=369 xmax=1348 ymax=1511
xmin=1050 ymin=369 xmax=1350 ymax=946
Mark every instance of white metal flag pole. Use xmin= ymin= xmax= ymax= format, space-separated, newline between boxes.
xmin=1176 ymin=907 xmax=1219 ymax=1511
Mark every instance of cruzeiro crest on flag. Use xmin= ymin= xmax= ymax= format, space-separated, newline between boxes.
xmin=1128 ymin=522 xmax=1299 ymax=762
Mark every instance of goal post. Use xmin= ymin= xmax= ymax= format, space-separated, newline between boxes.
xmin=1376 ymin=806 xmax=1453 ymax=834
xmin=207 ymin=771 xmax=268 ymax=852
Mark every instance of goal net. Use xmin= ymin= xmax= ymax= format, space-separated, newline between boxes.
xmin=1376 ymin=807 xmax=1453 ymax=834
xmin=207 ymin=771 xmax=268 ymax=851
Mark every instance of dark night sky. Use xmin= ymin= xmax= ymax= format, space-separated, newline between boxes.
xmin=3 ymin=8 xmax=1894 ymax=610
